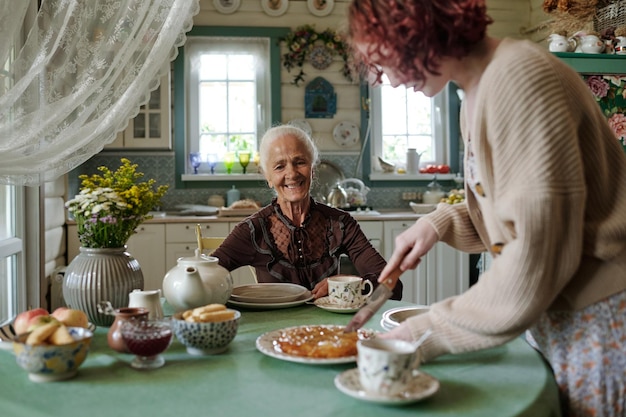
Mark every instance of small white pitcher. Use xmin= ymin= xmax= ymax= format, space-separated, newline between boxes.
xmin=547 ymin=34 xmax=576 ymax=52
xmin=128 ymin=289 xmax=164 ymax=320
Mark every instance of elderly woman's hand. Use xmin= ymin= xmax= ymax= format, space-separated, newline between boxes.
xmin=311 ymin=278 xmax=329 ymax=299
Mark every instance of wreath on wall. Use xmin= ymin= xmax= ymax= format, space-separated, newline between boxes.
xmin=280 ymin=24 xmax=353 ymax=86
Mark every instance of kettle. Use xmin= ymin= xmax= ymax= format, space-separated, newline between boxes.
xmin=327 ymin=183 xmax=349 ymax=208
xmin=340 ymin=178 xmax=370 ymax=207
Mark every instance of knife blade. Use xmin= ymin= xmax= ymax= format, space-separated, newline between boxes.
xmin=344 ymin=267 xmax=403 ymax=333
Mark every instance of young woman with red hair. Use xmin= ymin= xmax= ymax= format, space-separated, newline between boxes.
xmin=347 ymin=1 xmax=626 ymax=416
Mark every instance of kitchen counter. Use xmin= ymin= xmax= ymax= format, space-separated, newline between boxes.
xmin=66 ymin=210 xmax=422 ymax=225
xmin=135 ymin=209 xmax=421 ymax=224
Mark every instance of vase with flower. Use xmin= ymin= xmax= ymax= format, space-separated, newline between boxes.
xmin=62 ymin=158 xmax=168 ymax=326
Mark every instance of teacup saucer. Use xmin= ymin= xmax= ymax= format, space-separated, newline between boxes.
xmin=334 ymin=368 xmax=440 ymax=405
xmin=313 ymin=297 xmax=364 ymax=313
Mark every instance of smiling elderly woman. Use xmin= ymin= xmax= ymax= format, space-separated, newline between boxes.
xmin=212 ymin=125 xmax=402 ymax=300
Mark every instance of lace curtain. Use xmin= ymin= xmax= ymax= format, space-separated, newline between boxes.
xmin=0 ymin=0 xmax=200 ymax=186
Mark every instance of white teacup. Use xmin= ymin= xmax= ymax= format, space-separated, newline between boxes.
xmin=327 ymin=275 xmax=373 ymax=307
xmin=357 ymin=338 xmax=421 ymax=396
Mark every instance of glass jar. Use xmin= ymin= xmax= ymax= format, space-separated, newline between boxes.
xmin=422 ymin=176 xmax=445 ymax=204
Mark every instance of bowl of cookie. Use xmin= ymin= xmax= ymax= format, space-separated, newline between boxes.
xmin=171 ymin=303 xmax=240 ymax=355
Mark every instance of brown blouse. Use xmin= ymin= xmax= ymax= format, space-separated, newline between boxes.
xmin=212 ymin=198 xmax=402 ymax=300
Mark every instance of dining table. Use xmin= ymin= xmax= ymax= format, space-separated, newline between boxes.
xmin=0 ymin=299 xmax=562 ymax=417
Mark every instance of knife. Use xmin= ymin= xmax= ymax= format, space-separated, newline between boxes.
xmin=344 ymin=267 xmax=403 ymax=333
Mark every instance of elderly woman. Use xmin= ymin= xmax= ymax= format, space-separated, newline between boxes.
xmin=212 ymin=125 xmax=402 ymax=300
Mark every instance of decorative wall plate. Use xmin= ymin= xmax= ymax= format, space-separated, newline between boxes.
xmin=261 ymin=0 xmax=289 ymax=16
xmin=307 ymin=0 xmax=334 ymax=17
xmin=309 ymin=45 xmax=333 ymax=70
xmin=213 ymin=0 xmax=241 ymax=14
xmin=287 ymin=119 xmax=313 ymax=137
xmin=333 ymin=121 xmax=360 ymax=147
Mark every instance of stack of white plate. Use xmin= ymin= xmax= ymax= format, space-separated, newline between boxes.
xmin=230 ymin=283 xmax=308 ymax=304
xmin=380 ymin=306 xmax=430 ymax=331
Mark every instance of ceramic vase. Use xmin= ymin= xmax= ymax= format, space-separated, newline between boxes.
xmin=62 ymin=247 xmax=144 ymax=326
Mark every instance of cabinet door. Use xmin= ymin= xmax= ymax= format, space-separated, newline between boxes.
xmin=384 ymin=221 xmax=427 ymax=304
xmin=128 ymin=225 xmax=166 ymax=291
xmin=105 ymin=70 xmax=171 ymax=150
xmin=384 ymin=220 xmax=469 ymax=305
xmin=67 ymin=224 xmax=166 ymax=292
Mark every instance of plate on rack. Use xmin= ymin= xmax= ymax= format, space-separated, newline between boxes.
xmin=313 ymin=296 xmax=364 ymax=313
xmin=230 ymin=283 xmax=309 ymax=304
xmin=334 ymin=368 xmax=440 ymax=405
xmin=332 ymin=121 xmax=360 ymax=147
xmin=287 ymin=119 xmax=313 ymax=137
xmin=227 ymin=291 xmax=313 ymax=310
xmin=255 ymin=324 xmax=374 ymax=365
xmin=307 ymin=0 xmax=334 ymax=16
xmin=261 ymin=0 xmax=289 ymax=16
xmin=213 ymin=0 xmax=241 ymax=14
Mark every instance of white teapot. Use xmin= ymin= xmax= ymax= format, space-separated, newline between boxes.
xmin=339 ymin=178 xmax=370 ymax=207
xmin=162 ymin=249 xmax=233 ymax=312
xmin=548 ymin=34 xmax=576 ymax=52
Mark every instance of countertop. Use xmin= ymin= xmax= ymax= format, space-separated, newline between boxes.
xmin=67 ymin=210 xmax=423 ymax=225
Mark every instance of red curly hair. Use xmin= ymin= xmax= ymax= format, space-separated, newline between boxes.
xmin=347 ymin=0 xmax=493 ymax=85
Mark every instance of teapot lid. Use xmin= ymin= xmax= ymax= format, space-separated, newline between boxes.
xmin=177 ymin=249 xmax=219 ymax=265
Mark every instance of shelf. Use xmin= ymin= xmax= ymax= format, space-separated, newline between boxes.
xmin=181 ymin=173 xmax=265 ymax=182
xmin=369 ymin=173 xmax=457 ymax=181
xmin=553 ymin=52 xmax=626 ymax=74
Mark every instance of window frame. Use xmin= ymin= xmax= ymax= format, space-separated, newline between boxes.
xmin=173 ymin=26 xmax=289 ymax=188
xmin=361 ymin=82 xmax=462 ymax=182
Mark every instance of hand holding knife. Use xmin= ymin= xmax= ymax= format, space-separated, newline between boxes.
xmin=344 ymin=267 xmax=403 ymax=333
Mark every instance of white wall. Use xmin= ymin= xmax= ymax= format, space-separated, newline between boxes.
xmin=193 ymin=0 xmax=546 ymax=152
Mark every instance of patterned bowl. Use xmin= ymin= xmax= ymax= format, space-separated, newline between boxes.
xmin=12 ymin=327 xmax=93 ymax=382
xmin=172 ymin=309 xmax=240 ymax=355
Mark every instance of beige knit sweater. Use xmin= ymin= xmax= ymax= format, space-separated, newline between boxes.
xmin=409 ymin=38 xmax=626 ymax=362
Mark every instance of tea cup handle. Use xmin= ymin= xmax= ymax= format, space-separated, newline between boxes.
xmin=361 ymin=280 xmax=374 ymax=298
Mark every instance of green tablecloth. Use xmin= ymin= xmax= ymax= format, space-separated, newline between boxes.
xmin=0 ymin=301 xmax=562 ymax=417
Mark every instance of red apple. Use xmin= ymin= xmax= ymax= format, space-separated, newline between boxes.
xmin=26 ymin=315 xmax=60 ymax=332
xmin=13 ymin=308 xmax=49 ymax=335
xmin=51 ymin=307 xmax=89 ymax=329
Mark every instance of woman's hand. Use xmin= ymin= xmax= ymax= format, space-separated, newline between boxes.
xmin=377 ymin=321 xmax=415 ymax=342
xmin=378 ymin=219 xmax=439 ymax=284
xmin=311 ymin=278 xmax=328 ymax=299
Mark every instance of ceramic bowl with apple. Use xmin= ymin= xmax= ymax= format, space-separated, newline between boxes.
xmin=12 ymin=326 xmax=94 ymax=382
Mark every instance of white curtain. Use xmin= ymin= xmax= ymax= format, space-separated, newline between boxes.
xmin=0 ymin=0 xmax=200 ymax=186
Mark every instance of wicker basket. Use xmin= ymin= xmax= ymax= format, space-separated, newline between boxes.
xmin=595 ymin=0 xmax=626 ymax=32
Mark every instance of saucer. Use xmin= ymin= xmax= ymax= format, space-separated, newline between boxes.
xmin=334 ymin=368 xmax=440 ymax=405
xmin=313 ymin=297 xmax=364 ymax=313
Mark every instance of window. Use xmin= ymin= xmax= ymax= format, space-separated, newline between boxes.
xmin=185 ymin=37 xmax=270 ymax=173
xmin=0 ymin=185 xmax=24 ymax=324
xmin=173 ymin=27 xmax=288 ymax=183
xmin=370 ymin=75 xmax=449 ymax=169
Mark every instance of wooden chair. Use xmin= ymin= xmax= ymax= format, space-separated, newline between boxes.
xmin=195 ymin=225 xmax=257 ymax=284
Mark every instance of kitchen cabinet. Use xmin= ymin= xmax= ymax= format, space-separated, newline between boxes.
xmin=164 ymin=222 xmax=230 ymax=273
xmin=383 ymin=220 xmax=469 ymax=305
xmin=67 ymin=224 xmax=166 ymax=292
xmin=105 ymin=70 xmax=171 ymax=150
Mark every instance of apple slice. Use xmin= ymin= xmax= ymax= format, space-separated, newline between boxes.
xmin=25 ymin=321 xmax=61 ymax=346
xmin=47 ymin=325 xmax=75 ymax=345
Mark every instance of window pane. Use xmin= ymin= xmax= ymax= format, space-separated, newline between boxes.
xmin=200 ymin=82 xmax=228 ymax=132
xmin=0 ymin=185 xmax=14 ymax=240
xmin=229 ymin=81 xmax=255 ymax=132
xmin=228 ymin=55 xmax=255 ymax=79
xmin=0 ymin=255 xmax=15 ymax=323
xmin=378 ymin=76 xmax=437 ymax=165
